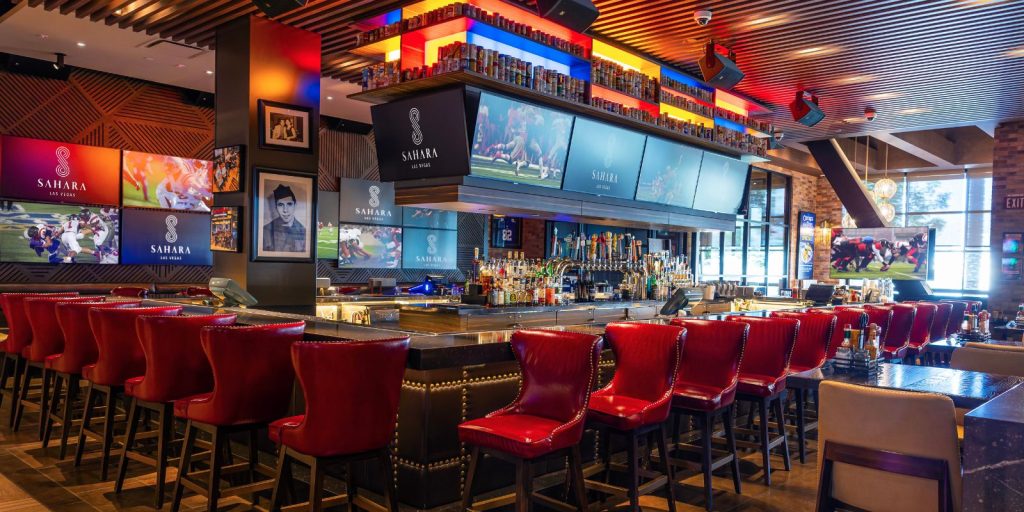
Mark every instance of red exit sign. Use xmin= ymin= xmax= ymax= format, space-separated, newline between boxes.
xmin=1007 ymin=194 xmax=1024 ymax=210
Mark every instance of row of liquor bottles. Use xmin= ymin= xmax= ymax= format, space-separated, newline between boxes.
xmin=355 ymin=2 xmax=588 ymax=58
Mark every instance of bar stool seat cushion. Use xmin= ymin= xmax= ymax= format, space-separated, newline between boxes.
xmin=459 ymin=413 xmax=568 ymax=460
xmin=672 ymin=382 xmax=733 ymax=412
xmin=173 ymin=392 xmax=212 ymax=419
xmin=737 ymin=373 xmax=786 ymax=397
xmin=268 ymin=415 xmax=304 ymax=445
xmin=81 ymin=364 xmax=97 ymax=383
xmin=124 ymin=376 xmax=145 ymax=397
xmin=45 ymin=353 xmax=76 ymax=373
xmin=587 ymin=394 xmax=662 ymax=431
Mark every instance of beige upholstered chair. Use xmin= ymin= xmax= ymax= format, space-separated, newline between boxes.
xmin=950 ymin=345 xmax=1024 ymax=377
xmin=818 ymin=381 xmax=961 ymax=512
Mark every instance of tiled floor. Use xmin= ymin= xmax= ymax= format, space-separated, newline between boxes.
xmin=0 ymin=399 xmax=820 ymax=511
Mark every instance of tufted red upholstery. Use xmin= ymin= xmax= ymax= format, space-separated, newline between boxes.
xmin=727 ymin=316 xmax=799 ymax=398
xmin=942 ymin=301 xmax=968 ymax=338
xmin=269 ymin=337 xmax=410 ymax=457
xmin=923 ymin=302 xmax=953 ymax=343
xmin=1 ymin=293 xmax=78 ymax=354
xmin=110 ymin=287 xmax=148 ymax=298
xmin=84 ymin=306 xmax=182 ymax=386
xmin=587 ymin=323 xmax=684 ymax=431
xmin=772 ymin=311 xmax=835 ymax=373
xmin=458 ymin=330 xmax=602 ymax=460
xmin=173 ymin=322 xmax=305 ymax=426
xmin=669 ymin=319 xmax=748 ymax=412
xmin=907 ymin=302 xmax=938 ymax=351
xmin=872 ymin=304 xmax=916 ymax=359
xmin=22 ymin=296 xmax=104 ymax=363
xmin=126 ymin=314 xmax=238 ymax=403
xmin=809 ymin=308 xmax=868 ymax=359
xmin=844 ymin=305 xmax=893 ymax=341
xmin=48 ymin=301 xmax=142 ymax=374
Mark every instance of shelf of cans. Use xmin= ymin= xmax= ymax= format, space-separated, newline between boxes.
xmin=590 ymin=57 xmax=659 ymax=104
xmin=658 ymin=89 xmax=714 ymax=119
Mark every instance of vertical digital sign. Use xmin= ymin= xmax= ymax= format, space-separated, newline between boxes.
xmin=0 ymin=135 xmax=121 ymax=206
xmin=798 ymin=211 xmax=815 ymax=280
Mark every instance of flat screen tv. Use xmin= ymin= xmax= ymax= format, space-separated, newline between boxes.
xmin=0 ymin=202 xmax=119 ymax=264
xmin=403 ymin=207 xmax=458 ymax=230
xmin=122 ymin=150 xmax=213 ymax=211
xmin=562 ymin=117 xmax=646 ymax=199
xmin=691 ymin=152 xmax=750 ymax=214
xmin=120 ymin=208 xmax=211 ymax=265
xmin=0 ymin=135 xmax=121 ymax=206
xmin=210 ymin=206 xmax=241 ymax=253
xmin=402 ymin=228 xmax=457 ymax=269
xmin=829 ymin=226 xmax=931 ymax=281
xmin=317 ymin=191 xmax=340 ymax=260
xmin=470 ymin=92 xmax=574 ymax=189
xmin=634 ymin=137 xmax=703 ymax=208
xmin=338 ymin=224 xmax=402 ymax=269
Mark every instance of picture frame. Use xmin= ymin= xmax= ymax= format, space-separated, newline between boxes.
xmin=490 ymin=216 xmax=522 ymax=249
xmin=1002 ymin=232 xmax=1023 ymax=254
xmin=1002 ymin=257 xmax=1022 ymax=281
xmin=252 ymin=168 xmax=316 ymax=262
xmin=258 ymin=100 xmax=313 ymax=153
xmin=211 ymin=145 xmax=244 ymax=193
xmin=211 ymin=206 xmax=243 ymax=253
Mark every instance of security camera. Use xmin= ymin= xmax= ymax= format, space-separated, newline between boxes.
xmin=773 ymin=130 xmax=785 ymax=143
xmin=694 ymin=9 xmax=712 ymax=26
xmin=865 ymin=107 xmax=877 ymax=122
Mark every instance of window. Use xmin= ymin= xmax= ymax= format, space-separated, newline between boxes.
xmin=696 ymin=168 xmax=791 ymax=293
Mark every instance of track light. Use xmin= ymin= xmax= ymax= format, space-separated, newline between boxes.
xmin=52 ymin=52 xmax=65 ymax=70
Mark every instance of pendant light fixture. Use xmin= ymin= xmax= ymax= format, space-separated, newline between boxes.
xmin=875 ymin=143 xmax=897 ymax=222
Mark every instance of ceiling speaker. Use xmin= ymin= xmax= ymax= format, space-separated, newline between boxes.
xmin=0 ymin=52 xmax=71 ymax=80
xmin=252 ymin=0 xmax=307 ymax=18
xmin=789 ymin=91 xmax=826 ymax=127
xmin=535 ymin=0 xmax=599 ymax=33
xmin=698 ymin=42 xmax=744 ymax=89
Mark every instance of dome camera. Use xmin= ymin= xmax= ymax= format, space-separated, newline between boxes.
xmin=694 ymin=9 xmax=712 ymax=26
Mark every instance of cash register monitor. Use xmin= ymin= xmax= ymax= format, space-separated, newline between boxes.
xmin=805 ymin=284 xmax=836 ymax=306
xmin=209 ymin=277 xmax=258 ymax=307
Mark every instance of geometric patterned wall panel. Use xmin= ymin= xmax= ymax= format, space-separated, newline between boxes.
xmin=318 ymin=127 xmax=379 ymax=191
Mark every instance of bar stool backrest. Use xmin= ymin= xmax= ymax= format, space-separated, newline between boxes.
xmin=87 ymin=306 xmax=182 ymax=386
xmin=110 ymin=287 xmax=148 ymax=298
xmin=942 ymin=301 xmax=968 ymax=338
xmin=24 ymin=296 xmax=104 ymax=361
xmin=857 ymin=305 xmax=894 ymax=340
xmin=726 ymin=316 xmax=800 ymax=379
xmin=771 ymin=311 xmax=835 ymax=371
xmin=950 ymin=346 xmax=1024 ymax=377
xmin=283 ymin=337 xmax=411 ymax=457
xmin=54 ymin=300 xmax=142 ymax=373
xmin=808 ymin=308 xmax=867 ymax=359
xmin=133 ymin=313 xmax=238 ymax=403
xmin=1 ymin=292 xmax=78 ymax=353
xmin=603 ymin=322 xmax=684 ymax=409
xmin=670 ymin=319 xmax=747 ymax=392
xmin=506 ymin=329 xmax=602 ymax=428
xmin=879 ymin=303 xmax=916 ymax=350
xmin=923 ymin=302 xmax=953 ymax=343
xmin=908 ymin=303 xmax=938 ymax=346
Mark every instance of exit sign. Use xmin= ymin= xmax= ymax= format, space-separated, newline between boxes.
xmin=1007 ymin=194 xmax=1024 ymax=210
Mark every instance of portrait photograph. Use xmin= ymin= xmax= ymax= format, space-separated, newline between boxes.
xmin=211 ymin=145 xmax=244 ymax=193
xmin=259 ymin=100 xmax=312 ymax=152
xmin=253 ymin=168 xmax=315 ymax=261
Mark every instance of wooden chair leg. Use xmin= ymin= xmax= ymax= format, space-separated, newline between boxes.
xmin=13 ymin=361 xmax=32 ymax=432
xmin=99 ymin=388 xmax=116 ymax=481
xmin=515 ymin=458 xmax=533 ymax=512
xmin=795 ymin=388 xmax=807 ymax=464
xmin=0 ymin=355 xmax=10 ymax=412
xmin=8 ymin=356 xmax=22 ymax=428
xmin=270 ymin=447 xmax=290 ymax=511
xmin=114 ymin=398 xmax=140 ymax=493
xmin=310 ymin=457 xmax=325 ymax=512
xmin=627 ymin=432 xmax=640 ymax=511
xmin=723 ymin=405 xmax=741 ymax=494
xmin=462 ymin=446 xmax=480 ymax=511
xmin=207 ymin=427 xmax=223 ymax=512
xmin=383 ymin=448 xmax=399 ymax=512
xmin=248 ymin=428 xmax=259 ymax=482
xmin=345 ymin=461 xmax=357 ymax=512
xmin=774 ymin=395 xmax=792 ymax=472
xmin=74 ymin=384 xmax=97 ymax=467
xmin=42 ymin=371 xmax=63 ymax=449
xmin=171 ymin=420 xmax=198 ymax=512
xmin=58 ymin=377 xmax=78 ymax=461
xmin=570 ymin=446 xmax=588 ymax=511
xmin=758 ymin=399 xmax=772 ymax=486
xmin=155 ymin=404 xmax=172 ymax=509
xmin=700 ymin=412 xmax=714 ymax=511
xmin=37 ymin=368 xmax=51 ymax=440
xmin=657 ymin=424 xmax=677 ymax=512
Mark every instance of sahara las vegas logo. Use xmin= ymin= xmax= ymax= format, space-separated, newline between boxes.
xmin=150 ymin=215 xmax=192 ymax=259
xmin=401 ymin=107 xmax=438 ymax=169
xmin=415 ymin=233 xmax=448 ymax=265
xmin=37 ymin=146 xmax=89 ymax=198
xmin=353 ymin=185 xmax=393 ymax=222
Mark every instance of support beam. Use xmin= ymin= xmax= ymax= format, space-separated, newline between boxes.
xmin=873 ymin=131 xmax=956 ymax=168
xmin=805 ymin=139 xmax=890 ymax=228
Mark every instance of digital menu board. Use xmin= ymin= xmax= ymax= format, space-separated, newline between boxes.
xmin=338 ymin=224 xmax=402 ymax=269
xmin=403 ymin=228 xmax=457 ymax=269
xmin=120 ymin=208 xmax=211 ymax=265
xmin=470 ymin=92 xmax=574 ymax=189
xmin=691 ymin=152 xmax=750 ymax=214
xmin=0 ymin=202 xmax=119 ymax=264
xmin=403 ymin=207 xmax=458 ymax=230
xmin=122 ymin=150 xmax=213 ymax=211
xmin=561 ymin=118 xmax=646 ymax=199
xmin=0 ymin=135 xmax=121 ymax=206
xmin=634 ymin=137 xmax=703 ymax=209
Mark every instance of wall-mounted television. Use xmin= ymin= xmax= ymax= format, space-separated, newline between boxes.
xmin=829 ymin=226 xmax=931 ymax=280
xmin=122 ymin=150 xmax=213 ymax=212
xmin=338 ymin=224 xmax=402 ymax=269
xmin=691 ymin=152 xmax=749 ymax=214
xmin=470 ymin=92 xmax=574 ymax=189
xmin=317 ymin=190 xmax=340 ymax=260
xmin=561 ymin=117 xmax=646 ymax=199
xmin=0 ymin=202 xmax=119 ymax=264
xmin=634 ymin=137 xmax=703 ymax=209
xmin=403 ymin=228 xmax=457 ymax=269
xmin=0 ymin=135 xmax=121 ymax=206
xmin=403 ymin=207 xmax=458 ymax=230
xmin=120 ymin=208 xmax=211 ymax=265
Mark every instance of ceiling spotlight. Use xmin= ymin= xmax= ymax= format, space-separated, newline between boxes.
xmin=864 ymin=92 xmax=902 ymax=101
xmin=326 ymin=96 xmax=334 ymax=100
xmin=1004 ymin=47 xmax=1024 ymax=58
xmin=898 ymin=107 xmax=930 ymax=115
xmin=52 ymin=52 xmax=65 ymax=71
xmin=205 ymin=70 xmax=213 ymax=75
xmin=76 ymin=42 xmax=86 ymax=47
xmin=831 ymin=75 xmax=875 ymax=85
xmin=176 ymin=63 xmax=186 ymax=68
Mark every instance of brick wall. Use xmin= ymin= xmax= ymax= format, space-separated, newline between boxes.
xmin=813 ymin=174 xmax=844 ymax=284
xmin=989 ymin=120 xmax=1024 ymax=316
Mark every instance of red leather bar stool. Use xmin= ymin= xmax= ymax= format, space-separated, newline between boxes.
xmin=871 ymin=304 xmax=916 ymax=361
xmin=904 ymin=302 xmax=938 ymax=365
xmin=840 ymin=304 xmax=892 ymax=341
xmin=268 ymin=337 xmax=410 ymax=512
xmin=963 ymin=300 xmax=982 ymax=314
xmin=668 ymin=318 xmax=747 ymax=512
xmin=115 ymin=313 xmax=237 ymax=508
xmin=806 ymin=308 xmax=868 ymax=361
xmin=110 ymin=286 xmax=149 ymax=298
xmin=922 ymin=302 xmax=954 ymax=365
xmin=44 ymin=300 xmax=142 ymax=459
xmin=15 ymin=296 xmax=102 ymax=436
xmin=942 ymin=301 xmax=968 ymax=338
xmin=727 ymin=315 xmax=799 ymax=486
xmin=771 ymin=311 xmax=835 ymax=464
xmin=170 ymin=321 xmax=306 ymax=512
xmin=183 ymin=287 xmax=216 ymax=298
xmin=582 ymin=323 xmax=683 ymax=512
xmin=76 ymin=305 xmax=182 ymax=480
xmin=0 ymin=292 xmax=77 ymax=427
xmin=459 ymin=330 xmax=602 ymax=512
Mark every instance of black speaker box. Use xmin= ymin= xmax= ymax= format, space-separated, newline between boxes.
xmin=1 ymin=52 xmax=71 ymax=81
xmin=789 ymin=91 xmax=826 ymax=127
xmin=535 ymin=0 xmax=599 ymax=33
xmin=251 ymin=0 xmax=307 ymax=18
xmin=698 ymin=44 xmax=744 ymax=89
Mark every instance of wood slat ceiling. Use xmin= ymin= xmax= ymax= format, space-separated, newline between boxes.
xmin=27 ymin=0 xmax=1024 ymax=141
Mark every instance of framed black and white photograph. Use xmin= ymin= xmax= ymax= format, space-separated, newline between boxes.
xmin=258 ymin=100 xmax=312 ymax=153
xmin=253 ymin=168 xmax=315 ymax=262
xmin=211 ymin=145 xmax=244 ymax=193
